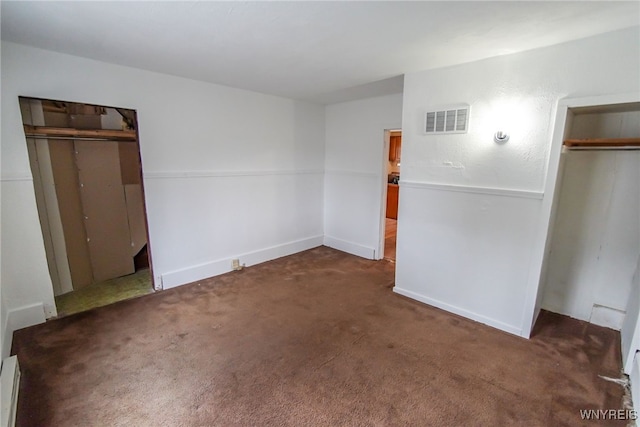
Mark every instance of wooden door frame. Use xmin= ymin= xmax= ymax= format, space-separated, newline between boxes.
xmin=19 ymin=96 xmax=157 ymax=296
xmin=131 ymin=110 xmax=159 ymax=290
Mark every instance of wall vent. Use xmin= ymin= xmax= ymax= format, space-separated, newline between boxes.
xmin=424 ymin=105 xmax=470 ymax=134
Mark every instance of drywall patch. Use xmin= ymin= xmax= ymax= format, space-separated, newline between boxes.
xmin=442 ymin=161 xmax=465 ymax=169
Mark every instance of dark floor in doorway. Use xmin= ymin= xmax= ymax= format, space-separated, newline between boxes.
xmin=54 ymin=268 xmax=153 ymax=317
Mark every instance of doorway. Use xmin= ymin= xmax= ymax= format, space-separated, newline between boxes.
xmin=19 ymin=97 xmax=154 ymax=317
xmin=533 ymin=98 xmax=639 ymax=364
xmin=382 ymin=129 xmax=401 ymax=261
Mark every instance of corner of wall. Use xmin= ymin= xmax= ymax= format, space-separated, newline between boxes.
xmin=161 ymin=235 xmax=324 ymax=289
xmin=1 ymin=320 xmax=11 ymax=361
xmin=2 ymin=303 xmax=47 ymax=358
xmin=323 ymin=235 xmax=376 ymax=260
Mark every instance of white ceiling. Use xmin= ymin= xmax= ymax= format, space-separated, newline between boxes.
xmin=2 ymin=1 xmax=639 ymax=104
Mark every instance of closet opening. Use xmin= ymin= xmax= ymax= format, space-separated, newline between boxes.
xmin=534 ymin=99 xmax=639 ymax=372
xmin=19 ymin=97 xmax=155 ymax=317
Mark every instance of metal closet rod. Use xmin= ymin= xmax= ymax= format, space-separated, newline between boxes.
xmin=25 ymin=135 xmax=136 ymax=142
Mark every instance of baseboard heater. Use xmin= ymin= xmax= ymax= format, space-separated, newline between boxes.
xmin=1 ymin=356 xmax=20 ymax=427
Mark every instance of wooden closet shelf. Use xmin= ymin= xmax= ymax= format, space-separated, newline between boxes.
xmin=23 ymin=125 xmax=137 ymax=141
xmin=563 ymin=138 xmax=640 ymax=147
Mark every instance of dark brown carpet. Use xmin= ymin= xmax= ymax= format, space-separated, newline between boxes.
xmin=12 ymin=247 xmax=626 ymax=426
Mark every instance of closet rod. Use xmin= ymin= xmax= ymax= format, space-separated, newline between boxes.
xmin=23 ymin=124 xmax=136 ymax=141
xmin=563 ymin=146 xmax=640 ymax=152
xmin=563 ymin=137 xmax=640 ymax=147
xmin=24 ymin=135 xmax=136 ymax=142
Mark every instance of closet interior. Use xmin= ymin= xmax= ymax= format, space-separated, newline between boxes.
xmin=540 ymin=102 xmax=639 ymax=332
xmin=19 ymin=97 xmax=154 ymax=316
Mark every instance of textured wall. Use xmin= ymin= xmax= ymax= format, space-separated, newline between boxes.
xmin=397 ymin=27 xmax=640 ymax=336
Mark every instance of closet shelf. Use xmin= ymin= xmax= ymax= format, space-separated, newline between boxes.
xmin=563 ymin=137 xmax=640 ymax=147
xmin=23 ymin=125 xmax=137 ymax=141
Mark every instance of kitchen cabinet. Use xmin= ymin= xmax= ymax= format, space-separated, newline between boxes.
xmin=389 ymin=135 xmax=402 ymax=163
xmin=386 ymin=184 xmax=399 ymax=219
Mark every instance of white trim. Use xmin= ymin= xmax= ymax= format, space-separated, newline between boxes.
xmin=559 ymin=92 xmax=640 ymax=110
xmin=2 ymin=304 xmax=46 ymax=358
xmin=400 ymin=180 xmax=543 ymax=200
xmin=1 ymin=316 xmax=9 ymax=361
xmin=589 ymin=305 xmax=625 ymax=330
xmin=7 ymin=304 xmax=46 ymax=331
xmin=0 ymin=355 xmax=20 ymax=427
xmin=378 ymin=130 xmax=392 ymax=261
xmin=393 ymin=286 xmax=522 ymax=336
xmin=0 ymin=174 xmax=32 ymax=182
xmin=624 ymin=303 xmax=640 ymax=374
xmin=521 ymin=91 xmax=640 ymax=338
xmin=323 ymin=235 xmax=376 ymax=260
xmin=161 ymin=235 xmax=324 ymax=289
xmin=144 ymin=169 xmax=323 ymax=179
xmin=324 ymin=170 xmax=379 ymax=178
xmin=632 ymin=354 xmax=640 ymax=414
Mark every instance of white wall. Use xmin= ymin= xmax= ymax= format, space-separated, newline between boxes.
xmin=622 ymin=257 xmax=640 ymax=374
xmin=324 ymin=93 xmax=403 ymax=259
xmin=1 ymin=282 xmax=5 ymax=359
xmin=396 ymin=27 xmax=640 ymax=336
xmin=1 ymin=42 xmax=325 ymax=340
xmin=569 ymin=110 xmax=640 ymax=139
xmin=632 ymin=355 xmax=640 ymax=421
xmin=541 ymin=151 xmax=639 ymax=328
xmin=0 ymin=38 xmax=3 ymax=353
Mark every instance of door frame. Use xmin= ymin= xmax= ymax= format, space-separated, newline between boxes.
xmin=521 ymin=91 xmax=640 ymax=338
xmin=19 ymin=96 xmax=157 ymax=300
xmin=377 ymin=128 xmax=402 ymax=260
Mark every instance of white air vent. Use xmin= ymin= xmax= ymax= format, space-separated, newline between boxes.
xmin=424 ymin=105 xmax=470 ymax=134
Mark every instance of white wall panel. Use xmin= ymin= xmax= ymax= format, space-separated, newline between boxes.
xmin=399 ymin=27 xmax=640 ymax=336
xmin=323 ymin=94 xmax=403 ymax=258
xmin=394 ymin=185 xmax=541 ymax=335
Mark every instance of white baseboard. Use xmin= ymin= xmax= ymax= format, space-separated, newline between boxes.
xmin=161 ymin=235 xmax=324 ymax=289
xmin=323 ymin=235 xmax=376 ymax=260
xmin=589 ymin=305 xmax=625 ymax=330
xmin=2 ymin=303 xmax=46 ymax=359
xmin=393 ymin=286 xmax=522 ymax=337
